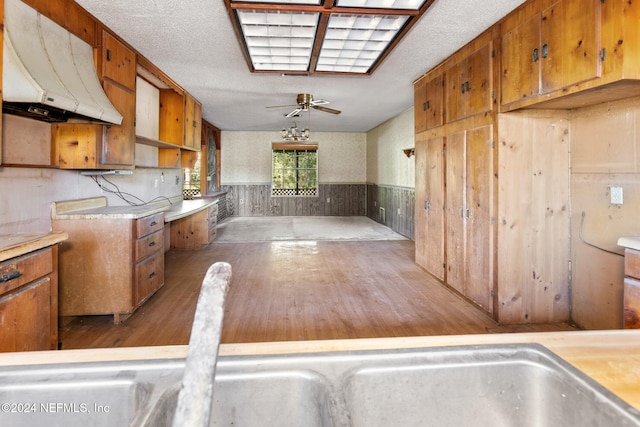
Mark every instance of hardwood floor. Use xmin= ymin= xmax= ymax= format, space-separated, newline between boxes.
xmin=59 ymin=239 xmax=577 ymax=349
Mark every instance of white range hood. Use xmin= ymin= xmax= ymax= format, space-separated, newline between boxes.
xmin=2 ymin=0 xmax=123 ymax=124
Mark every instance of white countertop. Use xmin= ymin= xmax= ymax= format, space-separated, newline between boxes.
xmin=618 ymin=236 xmax=640 ymax=251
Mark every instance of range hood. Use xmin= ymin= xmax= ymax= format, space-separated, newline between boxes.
xmin=2 ymin=0 xmax=122 ymax=124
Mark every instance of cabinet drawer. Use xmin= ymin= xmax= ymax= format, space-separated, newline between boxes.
xmin=137 ymin=213 xmax=165 ymax=238
xmin=625 ymin=249 xmax=640 ymax=280
xmin=208 ymin=204 xmax=218 ymax=220
xmin=208 ymin=218 xmax=217 ymax=242
xmin=135 ymin=229 xmax=164 ymax=261
xmin=0 ymin=248 xmax=52 ymax=296
xmin=134 ymin=251 xmax=164 ymax=306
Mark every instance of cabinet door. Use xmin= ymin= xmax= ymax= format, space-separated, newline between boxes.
xmin=446 ymin=43 xmax=493 ymax=122
xmin=501 ymin=13 xmax=541 ymax=106
xmin=445 ymin=61 xmax=466 ymax=123
xmin=0 ymin=278 xmax=52 ymax=352
xmin=100 ymin=79 xmax=135 ymax=166
xmin=464 ymin=125 xmax=494 ymax=313
xmin=414 ymin=79 xmax=428 ymax=133
xmin=425 ymin=137 xmax=445 ymax=280
xmin=466 ymin=43 xmax=494 ymax=116
xmin=445 ymin=131 xmax=466 ymax=294
xmin=414 ymin=135 xmax=429 ymax=269
xmin=102 ymin=31 xmax=136 ymax=91
xmin=540 ymin=0 xmax=600 ymax=93
xmin=425 ymin=74 xmax=444 ymax=130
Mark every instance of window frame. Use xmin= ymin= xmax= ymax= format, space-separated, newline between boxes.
xmin=271 ymin=142 xmax=318 ymax=197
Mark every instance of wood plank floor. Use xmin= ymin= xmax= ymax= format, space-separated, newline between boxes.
xmin=59 ymin=239 xmax=577 ymax=349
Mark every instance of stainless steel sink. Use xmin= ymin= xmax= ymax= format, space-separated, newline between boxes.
xmin=1 ymin=343 xmax=639 ymax=427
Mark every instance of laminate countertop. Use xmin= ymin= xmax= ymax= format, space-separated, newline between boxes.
xmin=0 ymin=330 xmax=638 ymax=411
xmin=51 ymin=196 xmax=217 ymax=222
xmin=0 ymin=231 xmax=68 ymax=262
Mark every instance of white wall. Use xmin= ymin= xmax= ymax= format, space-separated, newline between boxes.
xmin=0 ymin=166 xmax=182 ymax=235
xmin=366 ymin=107 xmax=415 ymax=188
xmin=221 ymin=130 xmax=367 ymax=184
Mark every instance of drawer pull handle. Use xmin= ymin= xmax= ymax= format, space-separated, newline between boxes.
xmin=149 ymin=241 xmax=156 ymax=247
xmin=148 ymin=271 xmax=156 ymax=279
xmin=0 ymin=270 xmax=22 ymax=283
xmin=150 ymin=221 xmax=157 ymax=227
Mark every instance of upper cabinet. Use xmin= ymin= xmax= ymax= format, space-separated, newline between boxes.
xmin=414 ymin=73 xmax=444 ymax=133
xmin=51 ymin=30 xmax=136 ymax=169
xmin=501 ymin=0 xmax=601 ymax=109
xmin=446 ymin=41 xmax=494 ymax=123
xmin=184 ymin=94 xmax=202 ymax=151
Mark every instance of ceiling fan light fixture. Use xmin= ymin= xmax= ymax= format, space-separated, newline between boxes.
xmin=281 ymin=121 xmax=310 ymax=142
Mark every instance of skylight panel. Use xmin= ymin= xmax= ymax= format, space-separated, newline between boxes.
xmin=316 ymin=14 xmax=408 ymax=73
xmin=237 ymin=10 xmax=319 ymax=71
xmin=336 ymin=0 xmax=427 ymax=10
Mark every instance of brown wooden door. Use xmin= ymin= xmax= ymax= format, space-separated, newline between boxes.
xmin=466 ymin=43 xmax=494 ymax=117
xmin=501 ymin=13 xmax=541 ymax=106
xmin=414 ymin=135 xmax=428 ymax=270
xmin=540 ymin=0 xmax=600 ymax=93
xmin=102 ymin=31 xmax=136 ymax=91
xmin=445 ymin=131 xmax=466 ymax=294
xmin=425 ymin=74 xmax=444 ymax=130
xmin=100 ymin=79 xmax=135 ymax=166
xmin=445 ymin=60 xmax=465 ymax=123
xmin=414 ymin=79 xmax=428 ymax=133
xmin=425 ymin=136 xmax=445 ymax=281
xmin=0 ymin=278 xmax=52 ymax=352
xmin=464 ymin=125 xmax=494 ymax=314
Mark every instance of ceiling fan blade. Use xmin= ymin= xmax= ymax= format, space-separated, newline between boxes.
xmin=312 ymin=105 xmax=341 ymax=115
xmin=266 ymin=104 xmax=298 ymax=109
xmin=309 ymin=99 xmax=329 ymax=106
xmin=286 ymin=108 xmax=303 ymax=118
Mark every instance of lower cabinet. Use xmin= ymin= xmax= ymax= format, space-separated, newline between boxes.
xmin=623 ymin=248 xmax=640 ymax=329
xmin=0 ymin=246 xmax=59 ymax=352
xmin=53 ymin=212 xmax=165 ymax=324
xmin=170 ymin=204 xmax=218 ymax=250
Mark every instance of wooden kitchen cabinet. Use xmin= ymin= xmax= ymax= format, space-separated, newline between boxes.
xmin=446 ymin=41 xmax=494 ymax=123
xmin=0 ymin=246 xmax=59 ymax=352
xmin=445 ymin=126 xmax=495 ymax=313
xmin=414 ymin=73 xmax=444 ymax=133
xmin=501 ymin=0 xmax=601 ymax=108
xmin=53 ymin=212 xmax=165 ymax=324
xmin=623 ymin=248 xmax=640 ymax=329
xmin=170 ymin=203 xmax=218 ymax=250
xmin=51 ymin=30 xmax=136 ymax=169
xmin=414 ymin=135 xmax=445 ymax=281
xmin=184 ymin=94 xmax=202 ymax=151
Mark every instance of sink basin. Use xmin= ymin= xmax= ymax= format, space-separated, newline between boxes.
xmin=0 ymin=344 xmax=638 ymax=426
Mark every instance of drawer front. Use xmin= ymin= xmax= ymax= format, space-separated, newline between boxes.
xmin=0 ymin=248 xmax=53 ymax=296
xmin=208 ymin=204 xmax=218 ymax=220
xmin=624 ymin=278 xmax=640 ymax=329
xmin=625 ymin=249 xmax=640 ymax=280
xmin=208 ymin=218 xmax=217 ymax=243
xmin=137 ymin=212 xmax=165 ymax=238
xmin=135 ymin=229 xmax=164 ymax=261
xmin=134 ymin=251 xmax=164 ymax=306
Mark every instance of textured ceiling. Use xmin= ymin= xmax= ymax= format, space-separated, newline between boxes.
xmin=74 ymin=0 xmax=526 ymax=132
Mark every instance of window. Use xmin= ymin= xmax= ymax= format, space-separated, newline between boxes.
xmin=272 ymin=143 xmax=318 ymax=196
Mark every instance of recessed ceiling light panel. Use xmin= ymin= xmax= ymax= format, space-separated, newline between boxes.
xmin=336 ymin=0 xmax=427 ymax=10
xmin=237 ymin=10 xmax=319 ymax=71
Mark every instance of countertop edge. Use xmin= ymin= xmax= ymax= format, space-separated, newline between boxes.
xmin=0 ymin=231 xmax=69 ymax=262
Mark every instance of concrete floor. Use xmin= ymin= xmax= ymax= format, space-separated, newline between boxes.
xmin=215 ymin=216 xmax=408 ymax=243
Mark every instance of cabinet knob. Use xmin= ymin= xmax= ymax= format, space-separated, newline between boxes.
xmin=532 ymin=47 xmax=539 ymax=62
xmin=541 ymin=43 xmax=549 ymax=59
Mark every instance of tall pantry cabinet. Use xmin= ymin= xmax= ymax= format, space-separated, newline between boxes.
xmin=415 ymin=28 xmax=499 ymax=318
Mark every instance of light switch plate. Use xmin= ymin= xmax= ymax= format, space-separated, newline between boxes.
xmin=610 ymin=186 xmax=624 ymax=205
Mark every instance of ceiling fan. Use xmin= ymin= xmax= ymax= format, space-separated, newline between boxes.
xmin=267 ymin=93 xmax=341 ymax=118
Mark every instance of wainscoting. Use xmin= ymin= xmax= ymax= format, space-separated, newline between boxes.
xmin=221 ymin=184 xmax=366 ymax=217
xmin=366 ymin=184 xmax=415 ymax=240
xmin=219 ymin=183 xmax=414 ymax=239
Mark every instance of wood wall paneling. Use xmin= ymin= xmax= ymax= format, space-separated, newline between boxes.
xmin=497 ymin=110 xmax=571 ymax=324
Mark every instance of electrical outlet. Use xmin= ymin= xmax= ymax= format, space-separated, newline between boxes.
xmin=610 ymin=186 xmax=624 ymax=205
